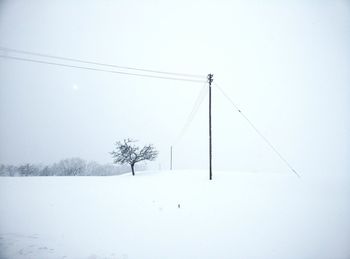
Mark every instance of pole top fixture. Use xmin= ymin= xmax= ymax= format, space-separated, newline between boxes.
xmin=207 ymin=74 xmax=214 ymax=84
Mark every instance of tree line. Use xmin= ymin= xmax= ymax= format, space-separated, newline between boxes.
xmin=0 ymin=157 xmax=146 ymax=177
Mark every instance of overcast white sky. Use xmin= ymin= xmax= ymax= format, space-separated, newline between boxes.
xmin=0 ymin=0 xmax=349 ymax=176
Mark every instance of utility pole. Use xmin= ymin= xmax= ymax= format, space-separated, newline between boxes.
xmin=208 ymin=74 xmax=213 ymax=180
xmin=170 ymin=146 xmax=173 ymax=170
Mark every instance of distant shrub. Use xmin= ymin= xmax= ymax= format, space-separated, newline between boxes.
xmin=0 ymin=158 xmax=142 ymax=177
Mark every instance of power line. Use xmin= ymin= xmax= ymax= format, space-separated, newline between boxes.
xmin=173 ymin=81 xmax=208 ymax=145
xmin=214 ymin=83 xmax=301 ymax=178
xmin=0 ymin=54 xmax=206 ymax=83
xmin=0 ymin=46 xmax=205 ymax=79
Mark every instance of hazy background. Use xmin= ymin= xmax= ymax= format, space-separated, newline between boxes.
xmin=0 ymin=0 xmax=349 ymax=177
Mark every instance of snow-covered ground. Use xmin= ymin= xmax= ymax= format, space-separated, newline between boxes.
xmin=0 ymin=170 xmax=349 ymax=259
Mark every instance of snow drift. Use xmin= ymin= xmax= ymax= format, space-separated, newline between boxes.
xmin=0 ymin=170 xmax=349 ymax=259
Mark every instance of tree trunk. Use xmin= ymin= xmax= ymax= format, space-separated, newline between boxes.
xmin=131 ymin=164 xmax=135 ymax=176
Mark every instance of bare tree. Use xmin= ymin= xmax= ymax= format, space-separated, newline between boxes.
xmin=55 ymin=158 xmax=86 ymax=176
xmin=110 ymin=139 xmax=158 ymax=176
xmin=18 ymin=163 xmax=39 ymax=176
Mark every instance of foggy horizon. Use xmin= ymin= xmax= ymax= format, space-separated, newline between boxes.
xmin=1 ymin=0 xmax=349 ymax=177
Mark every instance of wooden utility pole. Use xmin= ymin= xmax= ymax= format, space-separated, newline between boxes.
xmin=170 ymin=146 xmax=173 ymax=170
xmin=208 ymin=74 xmax=213 ymax=180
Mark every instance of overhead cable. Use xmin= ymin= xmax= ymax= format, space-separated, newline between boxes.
xmin=173 ymin=82 xmax=208 ymax=145
xmin=0 ymin=54 xmax=205 ymax=83
xmin=0 ymin=46 xmax=204 ymax=79
xmin=214 ymin=83 xmax=301 ymax=178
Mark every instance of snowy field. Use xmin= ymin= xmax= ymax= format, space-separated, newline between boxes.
xmin=0 ymin=170 xmax=349 ymax=259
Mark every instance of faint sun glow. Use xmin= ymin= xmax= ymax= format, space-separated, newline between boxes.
xmin=72 ymin=84 xmax=79 ymax=91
